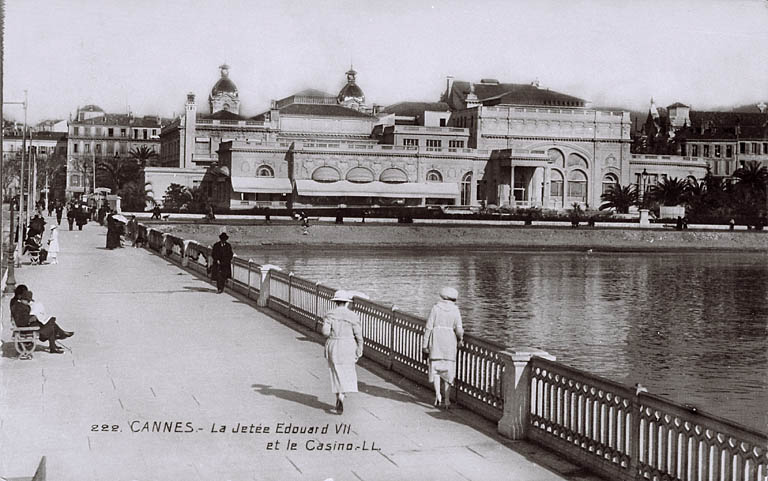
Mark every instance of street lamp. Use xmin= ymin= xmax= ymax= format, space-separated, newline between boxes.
xmin=641 ymin=168 xmax=648 ymax=208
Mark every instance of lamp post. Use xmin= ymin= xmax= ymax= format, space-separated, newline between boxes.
xmin=4 ymin=90 xmax=28 ymax=269
xmin=641 ymin=168 xmax=648 ymax=208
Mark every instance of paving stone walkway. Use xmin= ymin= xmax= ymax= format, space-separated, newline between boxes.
xmin=0 ymin=217 xmax=599 ymax=481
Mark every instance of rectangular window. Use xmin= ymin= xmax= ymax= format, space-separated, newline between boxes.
xmin=752 ymin=143 xmax=759 ymax=154
xmin=726 ymin=145 xmax=733 ymax=158
xmin=714 ymin=145 xmax=721 ymax=158
xmin=550 ymin=181 xmax=563 ymax=197
xmin=568 ymin=182 xmax=586 ymax=200
xmin=152 ymin=129 xmax=157 ymax=137
xmin=448 ymin=140 xmax=464 ymax=148
xmin=740 ymin=142 xmax=746 ymax=154
xmin=120 ymin=128 xmax=127 ymax=137
xmin=95 ymin=144 xmax=102 ymax=153
xmin=426 ymin=139 xmax=441 ymax=148
xmin=85 ymin=127 xmax=91 ymax=136
xmin=691 ymin=144 xmax=699 ymax=157
xmin=439 ymin=119 xmax=446 ymax=127
xmin=403 ymin=138 xmax=419 ymax=146
xmin=703 ymin=145 xmax=710 ymax=157
xmin=143 ymin=130 xmax=148 ymax=140
xmin=73 ymin=126 xmax=80 ymax=135
xmin=108 ymin=128 xmax=114 ymax=137
xmin=133 ymin=129 xmax=139 ymax=139
xmin=763 ymin=143 xmax=768 ymax=154
xmin=84 ymin=144 xmax=90 ymax=153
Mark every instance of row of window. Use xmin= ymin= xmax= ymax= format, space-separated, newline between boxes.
xmin=402 ymin=139 xmax=465 ymax=148
xmin=72 ymin=142 xmax=155 ymax=155
xmin=3 ymin=144 xmax=65 ymax=155
xmin=689 ymin=142 xmax=768 ymax=158
xmin=72 ymin=126 xmax=158 ymax=140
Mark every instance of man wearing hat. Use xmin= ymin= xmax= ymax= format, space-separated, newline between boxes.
xmin=10 ymin=289 xmax=73 ymax=354
xmin=210 ymin=231 xmax=234 ymax=293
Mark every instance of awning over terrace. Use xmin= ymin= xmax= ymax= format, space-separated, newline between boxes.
xmin=231 ymin=177 xmax=293 ymax=194
xmin=294 ymin=180 xmax=459 ymax=198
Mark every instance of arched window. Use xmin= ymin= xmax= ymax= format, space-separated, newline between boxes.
xmin=547 ymin=148 xmax=565 ymax=169
xmin=567 ymin=153 xmax=588 ymax=170
xmin=380 ymin=168 xmax=408 ymax=183
xmin=602 ymin=173 xmax=618 ymax=195
xmin=426 ymin=170 xmax=442 ymax=182
xmin=460 ymin=172 xmax=472 ymax=205
xmin=346 ymin=167 xmax=374 ymax=183
xmin=256 ymin=165 xmax=274 ymax=177
xmin=312 ymin=166 xmax=341 ymax=182
xmin=550 ymin=169 xmax=564 ymax=197
xmin=567 ymin=170 xmax=587 ymax=203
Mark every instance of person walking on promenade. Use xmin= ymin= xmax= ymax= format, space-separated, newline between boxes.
xmin=422 ymin=287 xmax=464 ymax=409
xmin=322 ymin=290 xmax=364 ymax=415
xmin=10 ymin=286 xmax=74 ymax=354
xmin=210 ymin=232 xmax=234 ymax=293
xmin=55 ymin=201 xmax=64 ymax=225
xmin=76 ymin=204 xmax=88 ymax=230
xmin=151 ymin=205 xmax=161 ymax=220
xmin=47 ymin=225 xmax=60 ymax=264
xmin=66 ymin=203 xmax=75 ymax=230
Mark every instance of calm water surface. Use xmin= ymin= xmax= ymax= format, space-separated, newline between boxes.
xmin=236 ymin=246 xmax=768 ymax=431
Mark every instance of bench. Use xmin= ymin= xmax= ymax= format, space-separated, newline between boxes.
xmin=9 ymin=315 xmax=40 ymax=360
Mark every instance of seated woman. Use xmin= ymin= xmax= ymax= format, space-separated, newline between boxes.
xmin=10 ymin=285 xmax=74 ymax=354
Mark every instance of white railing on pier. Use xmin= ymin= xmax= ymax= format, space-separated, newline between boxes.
xmin=138 ymin=223 xmax=768 ymax=481
xmin=529 ymin=357 xmax=768 ymax=481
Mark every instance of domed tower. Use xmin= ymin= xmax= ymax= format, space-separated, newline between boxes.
xmin=337 ymin=66 xmax=365 ymax=110
xmin=209 ymin=64 xmax=240 ymax=114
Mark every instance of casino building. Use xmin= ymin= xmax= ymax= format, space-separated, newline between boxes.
xmin=152 ymin=65 xmax=706 ymax=211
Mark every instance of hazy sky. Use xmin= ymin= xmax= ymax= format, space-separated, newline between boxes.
xmin=4 ymin=0 xmax=768 ymax=123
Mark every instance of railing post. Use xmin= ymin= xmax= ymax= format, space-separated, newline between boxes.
xmin=497 ymin=348 xmax=555 ymax=440
xmin=313 ymin=282 xmax=321 ymax=332
xmin=181 ymin=240 xmax=190 ymax=267
xmin=288 ymin=272 xmax=294 ymax=318
xmin=387 ymin=306 xmax=397 ymax=370
xmin=257 ymin=265 xmax=280 ymax=307
xmin=247 ymin=259 xmax=253 ymax=298
xmin=629 ymin=391 xmax=642 ymax=478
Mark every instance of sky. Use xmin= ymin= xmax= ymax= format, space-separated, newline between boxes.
xmin=3 ymin=0 xmax=768 ymax=123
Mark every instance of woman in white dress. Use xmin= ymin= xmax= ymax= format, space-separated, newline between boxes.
xmin=47 ymin=225 xmax=60 ymax=264
xmin=422 ymin=287 xmax=464 ymax=409
xmin=322 ymin=290 xmax=364 ymax=414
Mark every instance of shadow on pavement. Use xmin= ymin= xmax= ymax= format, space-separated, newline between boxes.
xmin=357 ymin=381 xmax=422 ymax=405
xmin=251 ymin=383 xmax=335 ymax=413
xmin=182 ymin=285 xmax=218 ymax=293
xmin=1 ymin=340 xmax=47 ymax=359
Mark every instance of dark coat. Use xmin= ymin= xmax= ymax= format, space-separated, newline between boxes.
xmin=210 ymin=240 xmax=233 ymax=279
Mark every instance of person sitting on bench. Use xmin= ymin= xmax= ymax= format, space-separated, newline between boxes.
xmin=10 ymin=287 xmax=74 ymax=354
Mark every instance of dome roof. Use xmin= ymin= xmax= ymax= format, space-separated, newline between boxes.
xmin=211 ymin=64 xmax=238 ymax=97
xmin=337 ymin=67 xmax=365 ymax=104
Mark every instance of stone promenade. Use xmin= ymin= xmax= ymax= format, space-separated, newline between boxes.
xmin=0 ymin=217 xmax=599 ymax=481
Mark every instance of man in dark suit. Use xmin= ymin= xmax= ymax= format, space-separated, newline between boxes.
xmin=11 ymin=288 xmax=74 ymax=354
xmin=210 ymin=232 xmax=234 ymax=293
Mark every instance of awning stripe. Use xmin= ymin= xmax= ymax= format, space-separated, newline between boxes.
xmin=295 ymin=180 xmax=458 ymax=198
xmin=231 ymin=177 xmax=293 ymax=194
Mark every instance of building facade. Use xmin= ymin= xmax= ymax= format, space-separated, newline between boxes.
xmin=65 ymin=105 xmax=166 ymax=200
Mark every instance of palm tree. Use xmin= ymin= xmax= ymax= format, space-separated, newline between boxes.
xmin=96 ymin=156 xmax=140 ymax=192
xmin=648 ymin=176 xmax=687 ymax=206
xmin=600 ymin=183 xmax=638 ymax=213
xmin=732 ymin=161 xmax=768 ymax=197
xmin=129 ymin=146 xmax=158 ymax=168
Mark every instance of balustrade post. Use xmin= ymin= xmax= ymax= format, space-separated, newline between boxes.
xmin=160 ymin=233 xmax=168 ymax=256
xmin=629 ymin=391 xmax=643 ymax=478
xmin=247 ymin=259 xmax=253 ymax=299
xmin=181 ymin=240 xmax=190 ymax=267
xmin=257 ymin=264 xmax=281 ymax=307
xmin=313 ymin=282 xmax=321 ymax=332
xmin=387 ymin=306 xmax=397 ymax=370
xmin=288 ymin=273 xmax=294 ymax=318
xmin=497 ymin=348 xmax=555 ymax=440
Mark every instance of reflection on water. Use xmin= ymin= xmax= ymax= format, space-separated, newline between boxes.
xmin=239 ymin=246 xmax=768 ymax=431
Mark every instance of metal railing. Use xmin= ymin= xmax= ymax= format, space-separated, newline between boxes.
xmin=529 ymin=357 xmax=768 ymax=481
xmin=138 ymin=224 xmax=768 ymax=481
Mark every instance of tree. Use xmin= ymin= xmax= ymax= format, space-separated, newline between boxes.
xmin=163 ymin=183 xmax=192 ymax=211
xmin=732 ymin=161 xmax=768 ymax=199
xmin=599 ymin=183 xmax=638 ymax=213
xmin=128 ymin=146 xmax=158 ymax=168
xmin=119 ymin=181 xmax=155 ymax=211
xmin=648 ymin=176 xmax=687 ymax=206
